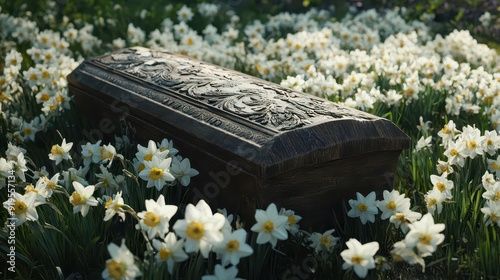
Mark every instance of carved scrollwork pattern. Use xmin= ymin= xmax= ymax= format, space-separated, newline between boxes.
xmin=96 ymin=47 xmax=375 ymax=131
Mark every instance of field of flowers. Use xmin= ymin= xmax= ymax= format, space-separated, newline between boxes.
xmin=1 ymin=1 xmax=500 ymax=279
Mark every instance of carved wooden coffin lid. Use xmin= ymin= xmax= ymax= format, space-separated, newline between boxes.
xmin=68 ymin=47 xmax=410 ymax=178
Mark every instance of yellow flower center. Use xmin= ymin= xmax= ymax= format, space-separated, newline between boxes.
xmin=263 ymin=221 xmax=274 ymax=233
xmin=468 ymin=141 xmax=477 ymax=149
xmin=436 ymin=182 xmax=446 ymax=192
xmin=186 ymin=222 xmax=204 ymax=239
xmin=41 ymin=70 xmax=50 ymax=79
xmin=226 ymin=240 xmax=240 ymax=252
xmin=71 ymin=192 xmax=84 ymax=205
xmin=143 ymin=154 xmax=153 ymax=161
xmin=148 ymin=167 xmax=163 ymax=180
xmin=357 ymin=203 xmax=368 ymax=212
xmin=51 ymin=144 xmax=64 ymax=155
xmin=395 ymin=213 xmax=406 ymax=222
xmin=288 ymin=215 xmax=296 ymax=225
xmin=23 ymin=128 xmax=32 ymax=136
xmin=419 ymin=234 xmax=432 ymax=245
xmin=320 ymin=236 xmax=331 ymax=247
xmin=386 ymin=201 xmax=396 ymax=210
xmin=105 ymin=199 xmax=113 ymax=209
xmin=493 ymin=162 xmax=500 ymax=170
xmin=492 ymin=214 xmax=498 ymax=222
xmin=25 ymin=184 xmax=38 ymax=194
xmin=487 ymin=139 xmax=493 ymax=146
xmin=14 ymin=200 xmax=28 ymax=216
xmin=143 ymin=211 xmax=160 ymax=227
xmin=106 ymin=260 xmax=126 ymax=280
xmin=137 ymin=163 xmax=145 ymax=173
xmin=102 ymin=178 xmax=110 ymax=187
xmin=351 ymin=256 xmax=363 ymax=264
xmin=427 ymin=198 xmax=437 ymax=207
xmin=100 ymin=147 xmax=113 ymax=160
xmin=30 ymin=73 xmax=38 ymax=80
xmin=55 ymin=94 xmax=64 ymax=103
xmin=159 ymin=248 xmax=171 ymax=260
xmin=494 ymin=191 xmax=500 ymax=201
xmin=39 ymin=93 xmax=49 ymax=101
xmin=47 ymin=181 xmax=56 ymax=190
xmin=187 ymin=38 xmax=193 ymax=45
xmin=449 ymin=149 xmax=458 ymax=156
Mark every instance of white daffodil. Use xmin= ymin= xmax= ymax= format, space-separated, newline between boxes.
xmin=389 ymin=210 xmax=422 ymax=234
xmin=405 ymin=213 xmax=445 ymax=257
xmin=137 ymin=194 xmax=177 ymax=239
xmin=0 ymin=157 xmax=14 ymax=178
xmin=430 ymin=173 xmax=454 ymax=199
xmin=201 ymin=264 xmax=243 ymax=280
xmin=48 ymin=138 xmax=73 ymax=165
xmin=3 ymin=192 xmax=39 ymax=226
xmin=13 ymin=153 xmax=28 ymax=182
xmin=69 ymin=181 xmax=98 ymax=217
xmin=460 ymin=125 xmax=485 ymax=159
xmin=347 ymin=192 xmax=378 ymax=224
xmin=80 ymin=140 xmax=102 ymax=166
xmin=443 ymin=140 xmax=465 ymax=167
xmin=213 ymin=228 xmax=253 ymax=266
xmin=308 ymin=229 xmax=339 ymax=253
xmin=173 ymin=199 xmax=225 ymax=258
xmin=424 ymin=188 xmax=447 ymax=215
xmin=99 ymin=143 xmax=117 ymax=167
xmin=376 ymin=189 xmax=410 ymax=220
xmin=96 ymin=165 xmax=119 ymax=196
xmin=279 ymin=207 xmax=302 ymax=234
xmin=415 ymin=136 xmax=432 ymax=152
xmin=170 ymin=157 xmax=199 ymax=187
xmin=24 ymin=178 xmax=48 ymax=204
xmin=157 ymin=138 xmax=178 ymax=157
xmin=139 ymin=155 xmax=175 ymax=191
xmin=102 ymin=239 xmax=142 ymax=280
xmin=250 ymin=203 xmax=288 ymax=248
xmin=487 ymin=155 xmax=500 ymax=178
xmin=136 ymin=140 xmax=168 ymax=162
xmin=482 ymin=181 xmax=500 ymax=202
xmin=391 ymin=240 xmax=425 ymax=271
xmin=481 ymin=200 xmax=500 ymax=227
xmin=104 ymin=191 xmax=126 ymax=222
xmin=481 ymin=171 xmax=496 ymax=191
xmin=152 ymin=232 xmax=188 ymax=275
xmin=42 ymin=172 xmax=60 ymax=198
xmin=340 ymin=238 xmax=379 ymax=278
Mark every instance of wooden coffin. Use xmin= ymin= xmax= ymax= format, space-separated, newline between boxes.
xmin=67 ymin=47 xmax=410 ymax=229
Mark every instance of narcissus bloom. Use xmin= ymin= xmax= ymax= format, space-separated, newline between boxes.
xmin=69 ymin=181 xmax=98 ymax=217
xmin=308 ymin=229 xmax=339 ymax=253
xmin=376 ymin=189 xmax=410 ymax=220
xmin=48 ymin=138 xmax=72 ymax=165
xmin=481 ymin=200 xmax=500 ymax=227
xmin=3 ymin=192 xmax=40 ymax=226
xmin=139 ymin=156 xmax=175 ymax=191
xmin=137 ymin=194 xmax=177 ymax=239
xmin=152 ymin=232 xmax=188 ymax=275
xmin=250 ymin=203 xmax=288 ymax=248
xmin=347 ymin=192 xmax=378 ymax=224
xmin=201 ymin=264 xmax=243 ymax=280
xmin=173 ymin=199 xmax=225 ymax=258
xmin=213 ymin=228 xmax=253 ymax=266
xmin=102 ymin=239 xmax=142 ymax=280
xmin=170 ymin=157 xmax=199 ymax=187
xmin=405 ymin=213 xmax=445 ymax=257
xmin=104 ymin=191 xmax=126 ymax=222
xmin=340 ymin=238 xmax=379 ymax=278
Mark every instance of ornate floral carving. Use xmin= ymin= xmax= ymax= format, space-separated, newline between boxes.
xmin=94 ymin=47 xmax=375 ymax=131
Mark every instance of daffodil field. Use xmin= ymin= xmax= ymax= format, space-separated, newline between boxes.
xmin=1 ymin=1 xmax=500 ymax=279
